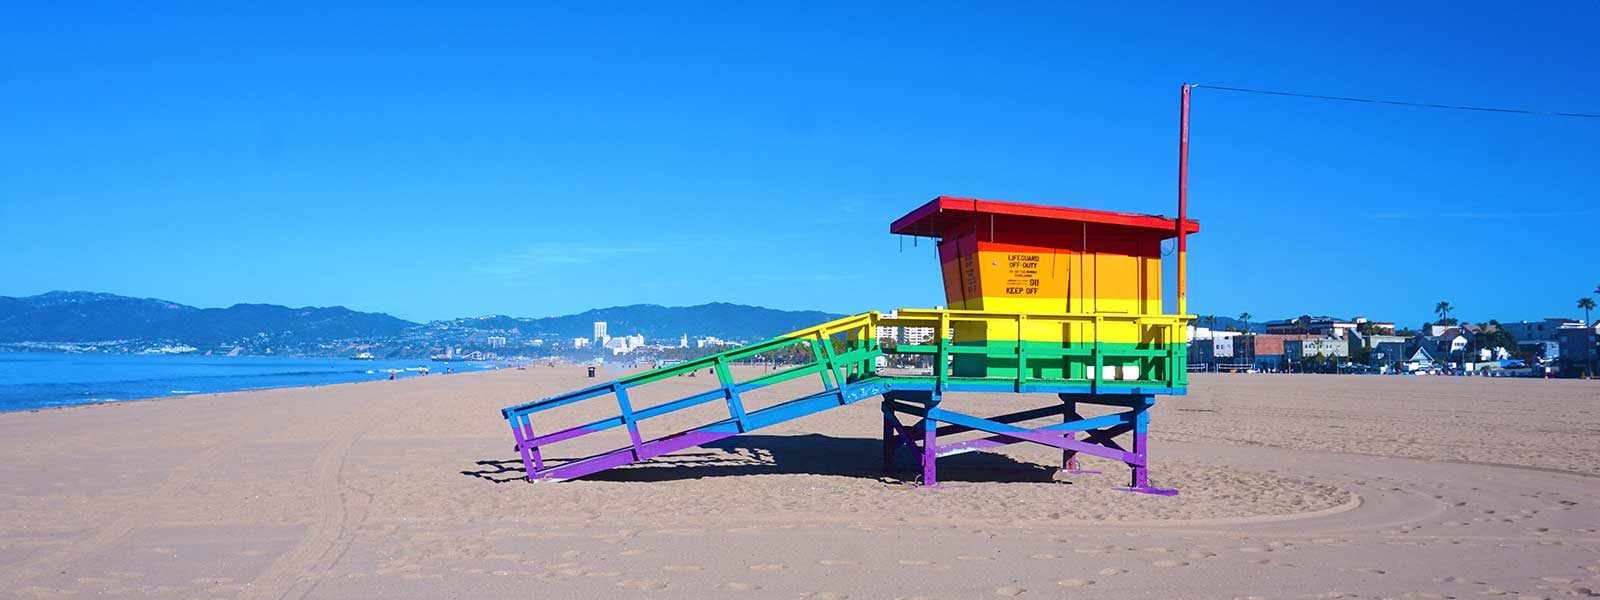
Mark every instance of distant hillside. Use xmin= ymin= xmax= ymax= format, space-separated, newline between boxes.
xmin=438 ymin=302 xmax=846 ymax=341
xmin=0 ymin=292 xmax=848 ymax=355
xmin=0 ymin=291 xmax=416 ymax=346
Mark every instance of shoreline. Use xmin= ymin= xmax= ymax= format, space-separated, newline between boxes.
xmin=0 ymin=352 xmax=509 ymax=415
xmin=0 ymin=367 xmax=501 ymax=417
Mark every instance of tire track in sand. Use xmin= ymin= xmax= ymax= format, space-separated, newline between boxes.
xmin=236 ymin=421 xmax=374 ymax=600
xmin=0 ymin=439 xmax=237 ymax=589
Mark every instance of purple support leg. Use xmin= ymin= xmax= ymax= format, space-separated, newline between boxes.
xmin=1119 ymin=404 xmax=1176 ymax=496
xmin=921 ymin=413 xmax=938 ymax=487
xmin=509 ymin=414 xmax=546 ymax=481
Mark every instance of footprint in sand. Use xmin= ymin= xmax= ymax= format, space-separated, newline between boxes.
xmin=585 ymin=571 xmax=623 ymax=577
xmin=1098 ymin=568 xmax=1125 ymax=576
xmin=717 ymin=582 xmax=760 ymax=591
xmin=662 ymin=565 xmax=703 ymax=572
xmin=957 ymin=555 xmax=994 ymax=561
xmin=1152 ymin=560 xmax=1189 ymax=568
xmin=994 ymin=585 xmax=1026 ymax=596
xmin=819 ymin=559 xmax=860 ymax=566
xmin=619 ymin=548 xmax=646 ymax=556
xmin=803 ymin=593 xmax=848 ymax=600
xmin=1351 ymin=568 xmax=1387 ymax=575
xmin=616 ymin=578 xmax=668 ymax=590
xmin=749 ymin=563 xmax=786 ymax=572
xmin=897 ymin=560 xmax=935 ymax=566
xmin=1030 ymin=554 xmax=1057 ymax=560
xmin=1058 ymin=579 xmax=1094 ymax=587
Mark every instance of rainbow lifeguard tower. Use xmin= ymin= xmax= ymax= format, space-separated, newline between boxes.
xmin=500 ymin=196 xmax=1196 ymax=493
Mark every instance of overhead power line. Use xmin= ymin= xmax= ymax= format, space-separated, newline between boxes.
xmin=1192 ymin=83 xmax=1600 ymax=119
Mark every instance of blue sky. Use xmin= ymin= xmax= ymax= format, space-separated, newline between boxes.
xmin=2 ymin=2 xmax=1596 ymax=325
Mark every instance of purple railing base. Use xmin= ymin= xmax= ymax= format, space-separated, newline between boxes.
xmin=1118 ymin=486 xmax=1179 ymax=496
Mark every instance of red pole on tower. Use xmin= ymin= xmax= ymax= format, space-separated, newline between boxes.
xmin=1177 ymin=83 xmax=1190 ymax=315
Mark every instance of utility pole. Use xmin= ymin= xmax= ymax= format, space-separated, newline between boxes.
xmin=1177 ymin=83 xmax=1190 ymax=317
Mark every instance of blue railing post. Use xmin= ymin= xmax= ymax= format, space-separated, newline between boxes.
xmin=713 ymin=356 xmax=750 ymax=431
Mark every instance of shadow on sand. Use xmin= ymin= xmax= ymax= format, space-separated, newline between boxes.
xmin=462 ymin=433 xmax=1066 ymax=485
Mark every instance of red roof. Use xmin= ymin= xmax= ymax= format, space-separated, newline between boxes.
xmin=890 ymin=196 xmax=1200 ymax=239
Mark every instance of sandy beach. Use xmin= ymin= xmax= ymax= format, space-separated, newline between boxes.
xmin=1 ymin=369 xmax=1597 ymax=599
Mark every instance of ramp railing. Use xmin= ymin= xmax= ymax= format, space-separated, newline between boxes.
xmin=501 ymin=312 xmax=885 ymax=481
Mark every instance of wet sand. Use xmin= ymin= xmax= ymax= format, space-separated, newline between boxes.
xmin=0 ymin=369 xmax=1596 ymax=599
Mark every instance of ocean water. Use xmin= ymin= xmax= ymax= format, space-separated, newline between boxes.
xmin=0 ymin=352 xmax=496 ymax=413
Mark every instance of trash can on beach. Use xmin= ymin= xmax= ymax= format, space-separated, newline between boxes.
xmin=587 ymin=366 xmax=596 ymax=378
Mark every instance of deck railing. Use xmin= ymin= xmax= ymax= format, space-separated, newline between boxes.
xmin=878 ymin=309 xmax=1190 ymax=392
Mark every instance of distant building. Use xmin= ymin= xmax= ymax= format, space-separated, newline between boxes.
xmin=1424 ymin=331 xmax=1472 ymax=356
xmin=1518 ymin=339 xmax=1559 ymax=362
xmin=487 ymin=336 xmax=507 ymax=349
xmin=573 ymin=337 xmax=591 ymax=349
xmin=1264 ymin=316 xmax=1359 ymax=338
xmin=1361 ymin=334 xmax=1409 ymax=349
xmin=603 ymin=333 xmax=646 ymax=355
xmin=679 ymin=334 xmax=688 ymax=348
xmin=593 ymin=322 xmax=608 ymax=344
xmin=1233 ymin=333 xmax=1317 ymax=371
xmin=1503 ymin=318 xmax=1582 ymax=343
xmin=901 ymin=326 xmax=937 ymax=346
xmin=1556 ymin=326 xmax=1598 ymax=377
xmin=873 ymin=320 xmax=944 ymax=347
xmin=1372 ymin=340 xmax=1408 ymax=370
xmin=1404 ymin=346 xmax=1441 ymax=372
xmin=1187 ymin=328 xmax=1244 ymax=371
xmin=1355 ymin=317 xmax=1395 ymax=334
xmin=1285 ymin=338 xmax=1350 ymax=362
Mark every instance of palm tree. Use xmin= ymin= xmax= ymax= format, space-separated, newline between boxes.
xmin=1434 ymin=301 xmax=1454 ymax=325
xmin=1237 ymin=312 xmax=1252 ymax=332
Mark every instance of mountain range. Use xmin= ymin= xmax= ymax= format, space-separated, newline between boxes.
xmin=430 ymin=303 xmax=844 ymax=341
xmin=0 ymin=291 xmax=844 ymax=353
